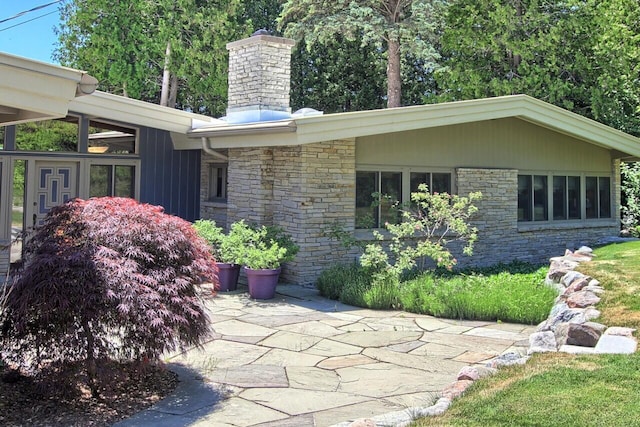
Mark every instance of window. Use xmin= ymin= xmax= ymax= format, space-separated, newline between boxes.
xmin=586 ymin=176 xmax=611 ymax=219
xmin=519 ymin=174 xmax=611 ymax=222
xmin=355 ymin=171 xmax=402 ymax=228
xmin=410 ymin=172 xmax=451 ymax=195
xmin=208 ymin=164 xmax=227 ymax=201
xmin=356 ymin=170 xmax=451 ymax=229
xmin=90 ymin=165 xmax=135 ymax=198
xmin=518 ymin=175 xmax=547 ymax=221
xmin=16 ymin=117 xmax=79 ymax=152
xmin=88 ymin=120 xmax=136 ymax=154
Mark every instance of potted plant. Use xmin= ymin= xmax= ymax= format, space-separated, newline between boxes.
xmin=242 ymin=225 xmax=299 ymax=299
xmin=193 ymin=219 xmax=252 ymax=291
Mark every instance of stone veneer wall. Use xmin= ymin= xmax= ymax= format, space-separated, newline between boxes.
xmin=456 ymin=167 xmax=620 ymax=267
xmin=226 ymin=35 xmax=295 ymax=113
xmin=226 ymin=139 xmax=357 ymax=284
xmin=0 ymin=239 xmax=8 ymax=279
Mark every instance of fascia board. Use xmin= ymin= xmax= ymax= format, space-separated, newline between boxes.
xmin=69 ymin=91 xmax=214 ymax=133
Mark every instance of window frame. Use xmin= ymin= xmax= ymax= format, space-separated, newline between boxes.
xmin=517 ymin=171 xmax=613 ymax=225
xmin=355 ymin=166 xmax=454 ymax=229
xmin=86 ymin=158 xmax=140 ymax=199
xmin=207 ymin=163 xmax=228 ymax=203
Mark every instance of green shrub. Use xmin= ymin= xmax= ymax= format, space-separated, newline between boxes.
xmin=399 ymin=264 xmax=555 ymax=324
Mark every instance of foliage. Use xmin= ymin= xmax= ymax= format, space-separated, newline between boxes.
xmin=56 ymin=0 xmax=250 ymax=115
xmin=437 ymin=0 xmax=640 ymax=135
xmin=360 ymin=185 xmax=481 ymax=283
xmin=192 ymin=219 xmax=253 ymax=264
xmin=0 ymin=197 xmax=216 ymax=397
xmin=241 ymin=224 xmax=299 ymax=270
xmin=400 ymin=265 xmax=554 ymax=324
xmin=621 ymin=162 xmax=640 ymax=234
xmin=280 ymin=0 xmax=447 ymax=108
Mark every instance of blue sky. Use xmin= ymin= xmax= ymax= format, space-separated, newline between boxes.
xmin=0 ymin=1 xmax=62 ymax=63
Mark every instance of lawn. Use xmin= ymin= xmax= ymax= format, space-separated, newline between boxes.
xmin=413 ymin=241 xmax=640 ymax=427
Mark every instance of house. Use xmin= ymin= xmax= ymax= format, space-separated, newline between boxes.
xmin=2 ymin=33 xmax=640 ymax=284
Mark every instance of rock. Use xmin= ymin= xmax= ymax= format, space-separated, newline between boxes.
xmin=529 ymin=331 xmax=558 ymax=353
xmin=474 ymin=366 xmax=498 ymax=378
xmin=457 ymin=366 xmax=480 ymax=381
xmin=546 ymin=266 xmax=571 ymax=283
xmin=562 ymin=276 xmax=591 ymax=296
xmin=441 ymin=380 xmax=474 ymax=400
xmin=583 ymin=322 xmax=607 ymax=334
xmin=549 ymin=257 xmax=579 ymax=271
xmin=588 ymin=278 xmax=601 ymax=287
xmin=561 ymin=271 xmax=586 ymax=288
xmin=604 ymin=327 xmax=637 ymax=338
xmin=349 ymin=419 xmax=376 ymax=427
xmin=583 ymin=285 xmax=605 ymax=295
xmin=594 ymin=335 xmax=638 ymax=354
xmin=546 ymin=307 xmax=587 ymax=331
xmin=575 ymin=246 xmax=593 ymax=255
xmin=486 ymin=351 xmax=528 ymax=368
xmin=559 ymin=345 xmax=597 ymax=354
xmin=414 ymin=398 xmax=452 ymax=418
xmin=583 ymin=307 xmax=601 ymax=321
xmin=549 ymin=302 xmax=569 ymax=318
xmin=555 ymin=323 xmax=602 ymax=347
xmin=566 ymin=290 xmax=601 ymax=308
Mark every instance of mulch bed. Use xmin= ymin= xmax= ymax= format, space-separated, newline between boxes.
xmin=0 ymin=359 xmax=178 ymax=426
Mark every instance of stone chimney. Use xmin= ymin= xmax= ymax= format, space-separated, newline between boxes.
xmin=225 ymin=30 xmax=296 ymax=123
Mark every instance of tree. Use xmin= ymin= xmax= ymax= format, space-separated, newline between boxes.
xmin=56 ymin=0 xmax=250 ymax=116
xmin=280 ymin=0 xmax=446 ymax=108
xmin=437 ymin=0 xmax=640 ymax=135
xmin=0 ymin=198 xmax=217 ymax=397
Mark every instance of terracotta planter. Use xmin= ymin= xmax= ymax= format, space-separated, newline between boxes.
xmin=244 ymin=266 xmax=281 ymax=299
xmin=217 ymin=263 xmax=241 ymax=291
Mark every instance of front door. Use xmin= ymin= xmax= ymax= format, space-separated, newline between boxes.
xmin=29 ymin=161 xmax=79 ymax=228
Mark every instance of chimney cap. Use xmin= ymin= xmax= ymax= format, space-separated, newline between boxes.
xmin=252 ymin=29 xmax=271 ymax=36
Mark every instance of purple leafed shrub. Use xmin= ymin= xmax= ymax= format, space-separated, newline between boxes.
xmin=0 ymin=197 xmax=218 ymax=397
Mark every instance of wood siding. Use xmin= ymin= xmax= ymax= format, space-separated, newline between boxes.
xmin=356 ymin=117 xmax=613 ymax=173
xmin=138 ymin=127 xmax=201 ymax=221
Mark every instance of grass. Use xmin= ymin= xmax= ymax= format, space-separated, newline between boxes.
xmin=316 ymin=261 xmax=555 ymax=324
xmin=413 ymin=241 xmax=640 ymax=427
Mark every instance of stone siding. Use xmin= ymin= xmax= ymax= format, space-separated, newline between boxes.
xmin=0 ymin=239 xmax=8 ymax=279
xmin=225 ymin=139 xmax=357 ymax=284
xmin=226 ymin=35 xmax=295 ymax=113
xmin=455 ymin=167 xmax=619 ymax=268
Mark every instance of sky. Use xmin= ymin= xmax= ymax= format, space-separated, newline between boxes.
xmin=0 ymin=0 xmax=63 ymax=63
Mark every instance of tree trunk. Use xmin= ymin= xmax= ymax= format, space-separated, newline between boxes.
xmin=387 ymin=38 xmax=402 ymax=108
xmin=168 ymin=74 xmax=178 ymax=108
xmin=82 ymin=319 xmax=99 ymax=398
xmin=160 ymin=41 xmax=172 ymax=107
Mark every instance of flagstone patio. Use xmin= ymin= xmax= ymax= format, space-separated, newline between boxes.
xmin=115 ymin=284 xmax=535 ymax=427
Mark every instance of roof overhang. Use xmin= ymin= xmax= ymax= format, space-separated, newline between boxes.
xmin=188 ymin=95 xmax=640 ymax=158
xmin=0 ymin=52 xmax=98 ymax=126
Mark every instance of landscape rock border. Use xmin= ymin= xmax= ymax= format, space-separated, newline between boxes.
xmin=342 ymin=246 xmax=638 ymax=427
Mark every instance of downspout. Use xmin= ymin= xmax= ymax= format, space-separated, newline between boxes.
xmin=201 ymin=137 xmax=229 ymax=161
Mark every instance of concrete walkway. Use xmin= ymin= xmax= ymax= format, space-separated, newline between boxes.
xmin=116 ymin=284 xmax=535 ymax=427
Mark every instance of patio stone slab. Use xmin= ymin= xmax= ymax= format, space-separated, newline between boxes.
xmin=258 ymin=330 xmax=323 ymax=352
xmin=409 ymin=342 xmax=466 ymax=359
xmin=212 ymin=319 xmax=278 ymax=337
xmin=594 ymin=335 xmax=638 ymax=354
xmin=363 ymin=347 xmax=466 ymax=376
xmin=420 ymin=332 xmax=514 ymax=354
xmin=437 ymin=325 xmax=474 ymax=334
xmin=286 ymin=366 xmax=341 ymax=391
xmin=463 ymin=327 xmax=528 ymax=341
xmin=387 ymin=340 xmax=425 ymax=353
xmin=337 ymin=362 xmax=446 ymax=398
xmin=452 ymin=350 xmax=498 ymax=364
xmin=240 ymin=388 xmax=371 ymax=416
xmin=414 ymin=317 xmax=457 ymax=331
xmin=189 ymin=397 xmax=289 ymax=427
xmin=219 ymin=335 xmax=266 ymax=345
xmin=304 ymin=338 xmax=363 ymax=357
xmin=252 ymin=348 xmax=326 ymax=367
xmin=170 ymin=339 xmax=269 ymax=371
xmin=316 ymin=354 xmax=378 ymax=370
xmin=326 ymin=312 xmax=365 ymax=322
xmin=383 ymin=391 xmax=438 ymax=408
xmin=277 ymin=320 xmax=345 ymax=337
xmin=312 ymin=399 xmax=406 ymax=427
xmin=331 ymin=331 xmax=423 ymax=348
xmin=252 ymin=414 xmax=316 ymax=427
xmin=207 ymin=365 xmax=288 ymax=388
xmin=360 ymin=317 xmax=423 ymax=332
xmin=337 ymin=323 xmax=375 ymax=332
xmin=236 ymin=314 xmax=317 ymax=328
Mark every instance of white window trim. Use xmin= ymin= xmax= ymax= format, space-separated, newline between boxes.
xmin=84 ymin=158 xmax=141 ymax=200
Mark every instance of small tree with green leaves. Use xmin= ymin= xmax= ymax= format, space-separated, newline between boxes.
xmin=621 ymin=162 xmax=640 ymax=236
xmin=360 ymin=184 xmax=481 ymax=284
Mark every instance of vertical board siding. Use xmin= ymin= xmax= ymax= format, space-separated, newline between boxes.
xmin=138 ymin=127 xmax=201 ymax=221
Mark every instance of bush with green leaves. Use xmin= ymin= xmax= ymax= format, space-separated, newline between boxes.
xmin=193 ymin=219 xmax=253 ymax=264
xmin=0 ymin=197 xmax=216 ymax=397
xmin=242 ymin=224 xmax=299 ymax=270
xmin=621 ymin=161 xmax=640 ymax=236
